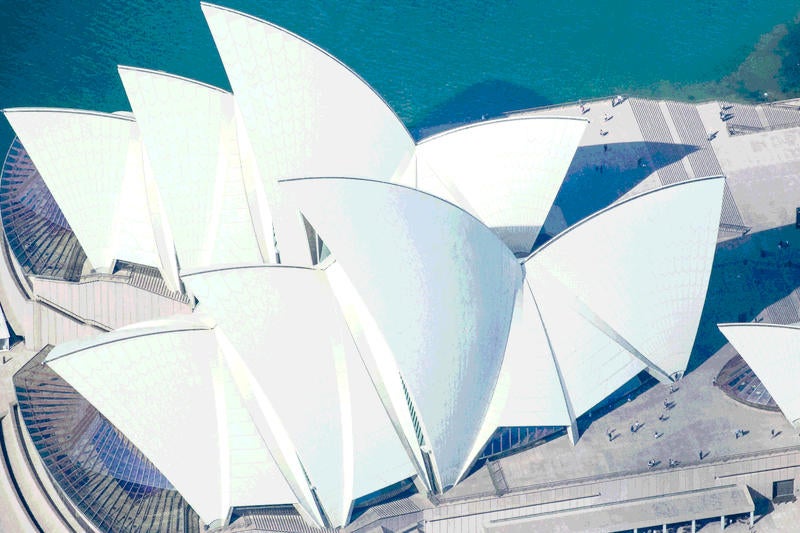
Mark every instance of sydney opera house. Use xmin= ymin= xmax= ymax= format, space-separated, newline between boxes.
xmin=4 ymin=3 xmax=800 ymax=533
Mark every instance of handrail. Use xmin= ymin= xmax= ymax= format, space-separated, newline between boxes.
xmin=38 ymin=270 xmax=132 ymax=285
xmin=727 ymin=120 xmax=800 ymax=136
xmin=0 ymin=414 xmax=44 ymax=532
xmin=505 ymin=94 xmax=800 ymax=118
xmin=502 ymin=94 xmax=628 ymax=116
xmin=719 ymin=222 xmax=751 ymax=235
xmin=9 ymin=405 xmax=79 ymax=533
xmin=766 ymin=99 xmax=800 ymax=109
xmin=34 ymin=296 xmax=111 ymax=332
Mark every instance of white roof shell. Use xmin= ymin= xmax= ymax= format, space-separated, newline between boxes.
xmin=4 ymin=109 xmax=154 ymax=270
xmin=201 ymin=3 xmax=414 ymax=266
xmin=462 ymin=177 xmax=723 ymax=476
xmin=414 ymin=116 xmax=588 ymax=254
xmin=3 ymin=108 xmax=181 ymax=291
xmin=4 ymin=3 xmax=733 ymax=519
xmin=46 ymin=321 xmax=297 ymax=526
xmin=525 ymin=176 xmax=724 ymax=393
xmin=183 ymin=265 xmax=414 ymax=525
xmin=324 ymin=260 xmax=425 ymax=492
xmin=281 ymin=177 xmax=520 ymax=489
xmin=719 ymin=323 xmax=800 ymax=427
xmin=118 ymin=66 xmax=267 ymax=270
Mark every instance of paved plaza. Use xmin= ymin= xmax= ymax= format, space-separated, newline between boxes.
xmin=447 ymin=337 xmax=796 ymax=502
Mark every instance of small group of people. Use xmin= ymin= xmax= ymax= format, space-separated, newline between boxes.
xmin=734 ymin=428 xmax=746 ymax=439
xmin=612 ymin=95 xmax=624 ymax=107
xmin=630 ymin=420 xmax=643 ymax=433
xmin=649 ymin=458 xmax=679 ymax=468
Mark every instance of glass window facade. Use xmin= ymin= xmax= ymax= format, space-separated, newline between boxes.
xmin=0 ymin=138 xmax=86 ymax=281
xmin=13 ymin=347 xmax=201 ymax=533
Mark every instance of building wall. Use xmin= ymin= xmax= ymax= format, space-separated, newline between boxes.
xmin=403 ymin=447 xmax=800 ymax=532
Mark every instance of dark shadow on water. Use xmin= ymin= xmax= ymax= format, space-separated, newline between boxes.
xmin=409 ymin=79 xmax=552 ymax=140
xmin=535 ymin=141 xmax=700 ymax=248
xmin=686 ymin=225 xmax=800 ymax=373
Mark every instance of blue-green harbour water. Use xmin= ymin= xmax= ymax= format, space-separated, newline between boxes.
xmin=1 ymin=0 xmax=799 ymax=148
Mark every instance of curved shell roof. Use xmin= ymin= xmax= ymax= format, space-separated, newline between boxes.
xmin=415 ymin=116 xmax=588 ymax=254
xmin=719 ymin=323 xmax=800 ymax=427
xmin=118 ymin=66 xmax=267 ymax=270
xmin=281 ymin=177 xmax=521 ymax=488
xmin=46 ymin=321 xmax=297 ymax=525
xmin=184 ymin=265 xmax=414 ymax=525
xmin=2 ymin=109 xmax=167 ymax=277
xmin=3 ymin=3 xmax=731 ymax=530
xmin=201 ymin=2 xmax=415 ymax=266
xmin=526 ymin=176 xmax=724 ymax=390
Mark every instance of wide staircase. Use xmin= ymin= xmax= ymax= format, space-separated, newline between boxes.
xmin=228 ymin=505 xmax=337 ymax=533
xmin=665 ymin=101 xmax=723 ymax=178
xmin=722 ymin=99 xmax=800 ymax=135
xmin=628 ymin=98 xmax=690 ymax=185
xmin=116 ymin=261 xmax=191 ymax=304
xmin=756 ymin=288 xmax=800 ymax=325
xmin=630 ymin=98 xmax=748 ymax=235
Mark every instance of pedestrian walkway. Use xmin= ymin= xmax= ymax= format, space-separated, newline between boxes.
xmin=665 ymin=101 xmax=723 ymax=178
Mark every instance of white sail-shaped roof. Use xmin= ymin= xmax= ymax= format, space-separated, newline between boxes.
xmin=458 ymin=277 xmax=572 ymax=482
xmin=184 ymin=265 xmax=387 ymax=526
xmin=719 ymin=323 xmax=800 ymax=427
xmin=524 ymin=176 xmax=725 ymax=380
xmin=344 ymin=329 xmax=417 ymax=500
xmin=497 ymin=279 xmax=571 ymax=426
xmin=281 ymin=177 xmax=520 ymax=489
xmin=213 ymin=340 xmax=298 ymax=510
xmin=530 ymin=271 xmax=647 ymax=416
xmin=324 ymin=261 xmax=421 ymax=497
xmin=416 ymin=116 xmax=588 ymax=254
xmin=201 ymin=2 xmax=414 ymax=265
xmin=118 ymin=66 xmax=264 ymax=270
xmin=45 ymin=321 xmax=297 ymax=525
xmin=3 ymin=108 xmax=163 ymax=275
